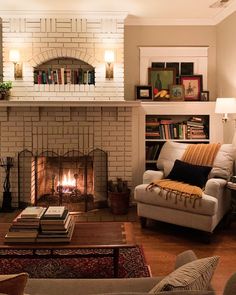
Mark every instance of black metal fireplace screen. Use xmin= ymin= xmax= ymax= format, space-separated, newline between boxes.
xmin=18 ymin=149 xmax=108 ymax=211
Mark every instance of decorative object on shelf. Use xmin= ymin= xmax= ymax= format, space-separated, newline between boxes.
xmin=108 ymin=178 xmax=130 ymax=215
xmin=169 ymin=84 xmax=185 ymax=101
xmin=152 ymin=90 xmax=170 ymax=101
xmin=9 ymin=49 xmax=23 ymax=79
xmin=104 ymin=50 xmax=115 ymax=79
xmin=135 ymin=85 xmax=152 ymax=100
xmin=215 ymin=97 xmax=236 ymax=123
xmin=0 ymin=157 xmax=14 ymax=212
xmin=148 ymin=68 xmax=176 ymax=98
xmin=0 ymin=81 xmax=12 ymax=100
xmin=200 ymin=90 xmax=210 ymax=101
xmin=180 ymin=75 xmax=203 ymax=101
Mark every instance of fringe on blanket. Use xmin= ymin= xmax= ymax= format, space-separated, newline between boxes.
xmin=146 ymin=179 xmax=203 ymax=208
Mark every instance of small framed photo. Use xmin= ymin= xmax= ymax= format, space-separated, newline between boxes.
xmin=180 ymin=75 xmax=203 ymax=101
xmin=169 ymin=85 xmax=185 ymax=101
xmin=136 ymin=85 xmax=153 ymax=100
xmin=200 ymin=90 xmax=209 ymax=101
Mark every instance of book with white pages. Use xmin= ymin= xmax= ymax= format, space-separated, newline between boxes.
xmin=20 ymin=207 xmax=46 ymax=218
xmin=44 ymin=206 xmax=66 ymax=218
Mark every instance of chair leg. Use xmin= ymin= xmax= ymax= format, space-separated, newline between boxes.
xmin=140 ymin=217 xmax=147 ymax=228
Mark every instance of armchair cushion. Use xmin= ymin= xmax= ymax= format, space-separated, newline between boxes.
xmin=149 ymin=256 xmax=219 ymax=293
xmin=156 ymin=142 xmax=236 ymax=179
xmin=167 ymin=159 xmax=212 ymax=188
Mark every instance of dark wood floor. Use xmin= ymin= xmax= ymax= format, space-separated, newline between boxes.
xmin=0 ymin=209 xmax=235 ymax=295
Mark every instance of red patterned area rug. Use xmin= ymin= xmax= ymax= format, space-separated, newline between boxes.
xmin=0 ymin=246 xmax=151 ymax=278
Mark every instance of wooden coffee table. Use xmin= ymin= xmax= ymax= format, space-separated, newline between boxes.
xmin=0 ymin=222 xmax=136 ymax=278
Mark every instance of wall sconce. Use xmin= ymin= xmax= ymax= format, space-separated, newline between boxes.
xmin=215 ymin=97 xmax=236 ymax=123
xmin=104 ymin=50 xmax=114 ymax=79
xmin=9 ymin=49 xmax=23 ymax=79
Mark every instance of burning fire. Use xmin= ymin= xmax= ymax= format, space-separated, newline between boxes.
xmin=57 ymin=170 xmax=76 ymax=193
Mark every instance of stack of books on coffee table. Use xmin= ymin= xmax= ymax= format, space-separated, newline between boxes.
xmin=5 ymin=206 xmax=46 ymax=243
xmin=37 ymin=206 xmax=75 ymax=243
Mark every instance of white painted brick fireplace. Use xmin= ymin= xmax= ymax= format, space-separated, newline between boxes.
xmin=0 ymin=11 xmax=141 ymax=208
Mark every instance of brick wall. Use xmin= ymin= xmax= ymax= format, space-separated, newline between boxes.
xmin=2 ymin=14 xmax=125 ymax=101
xmin=0 ymin=106 xmax=133 ymax=207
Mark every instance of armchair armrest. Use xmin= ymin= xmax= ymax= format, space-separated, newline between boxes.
xmin=204 ymin=178 xmax=227 ymax=198
xmin=143 ymin=170 xmax=164 ymax=184
xmin=174 ymin=250 xmax=198 ymax=270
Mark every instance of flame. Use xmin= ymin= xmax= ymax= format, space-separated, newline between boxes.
xmin=58 ymin=170 xmax=76 ymax=187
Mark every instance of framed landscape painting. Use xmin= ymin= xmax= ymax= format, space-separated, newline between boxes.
xmin=136 ymin=85 xmax=152 ymax=100
xmin=180 ymin=75 xmax=203 ymax=101
xmin=148 ymin=68 xmax=176 ymax=97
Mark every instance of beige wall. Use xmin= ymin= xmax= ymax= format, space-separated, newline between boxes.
xmin=124 ymin=25 xmax=217 ymax=100
xmin=216 ymin=12 xmax=236 ymax=98
xmin=216 ymin=12 xmax=236 ymax=143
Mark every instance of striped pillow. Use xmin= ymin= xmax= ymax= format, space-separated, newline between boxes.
xmin=149 ymin=256 xmax=219 ymax=293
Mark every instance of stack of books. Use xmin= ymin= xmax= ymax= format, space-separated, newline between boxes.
xmin=186 ymin=117 xmax=208 ymax=139
xmin=5 ymin=206 xmax=46 ymax=243
xmin=37 ymin=206 xmax=75 ymax=243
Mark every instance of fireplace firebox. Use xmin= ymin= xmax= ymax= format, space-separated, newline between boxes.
xmin=18 ymin=149 xmax=108 ymax=212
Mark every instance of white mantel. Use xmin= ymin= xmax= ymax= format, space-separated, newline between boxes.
xmin=0 ymin=100 xmax=140 ymax=108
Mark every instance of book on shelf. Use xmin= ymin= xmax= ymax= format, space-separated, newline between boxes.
xmin=44 ymin=206 xmax=66 ymax=218
xmin=20 ymin=207 xmax=46 ymax=219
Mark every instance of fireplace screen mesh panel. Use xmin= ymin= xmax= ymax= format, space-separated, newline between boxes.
xmin=18 ymin=149 xmax=108 ymax=212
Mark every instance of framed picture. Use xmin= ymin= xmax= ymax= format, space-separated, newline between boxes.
xmin=166 ymin=62 xmax=180 ymax=77
xmin=180 ymin=75 xmax=203 ymax=101
xmin=136 ymin=85 xmax=152 ymax=100
xmin=200 ymin=90 xmax=209 ymax=101
xmin=169 ymin=85 xmax=185 ymax=101
xmin=148 ymin=68 xmax=176 ymax=97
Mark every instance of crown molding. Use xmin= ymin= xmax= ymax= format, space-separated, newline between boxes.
xmin=0 ymin=10 xmax=128 ymax=19
xmin=213 ymin=1 xmax=236 ymax=24
xmin=125 ymin=17 xmax=216 ymax=26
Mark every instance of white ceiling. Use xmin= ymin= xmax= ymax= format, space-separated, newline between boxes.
xmin=0 ymin=0 xmax=236 ymax=25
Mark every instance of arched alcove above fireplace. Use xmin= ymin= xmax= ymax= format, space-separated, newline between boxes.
xmin=33 ymin=57 xmax=95 ymax=86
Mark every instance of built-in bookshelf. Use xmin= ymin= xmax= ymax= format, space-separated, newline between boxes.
xmin=145 ymin=114 xmax=210 ymax=170
xmin=33 ymin=57 xmax=95 ymax=85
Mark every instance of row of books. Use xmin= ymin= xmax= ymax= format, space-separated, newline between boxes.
xmin=34 ymin=68 xmax=95 ymax=85
xmin=5 ymin=206 xmax=75 ymax=243
xmin=146 ymin=117 xmax=208 ymax=140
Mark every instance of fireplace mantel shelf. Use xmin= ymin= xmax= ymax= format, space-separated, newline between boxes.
xmin=0 ymin=100 xmax=141 ymax=108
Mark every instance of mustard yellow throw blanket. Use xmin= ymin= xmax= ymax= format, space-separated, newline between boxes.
xmin=146 ymin=143 xmax=221 ymax=207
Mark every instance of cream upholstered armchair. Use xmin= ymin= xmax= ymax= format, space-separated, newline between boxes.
xmin=134 ymin=141 xmax=236 ymax=235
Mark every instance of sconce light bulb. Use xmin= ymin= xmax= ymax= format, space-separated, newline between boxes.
xmin=9 ymin=49 xmax=20 ymax=63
